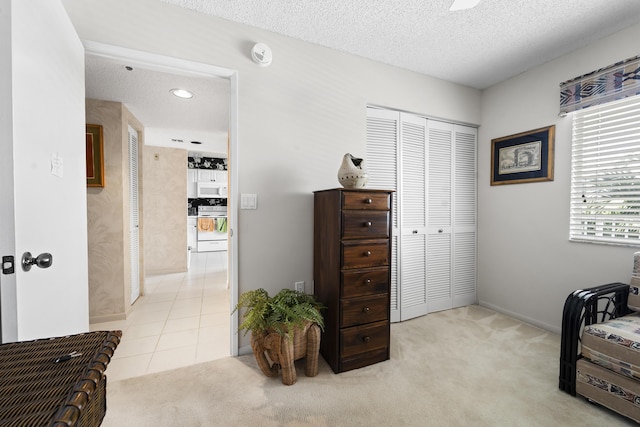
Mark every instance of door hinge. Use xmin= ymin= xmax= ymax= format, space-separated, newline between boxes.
xmin=2 ymin=255 xmax=15 ymax=274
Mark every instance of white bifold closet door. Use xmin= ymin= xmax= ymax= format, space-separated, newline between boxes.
xmin=426 ymin=121 xmax=453 ymax=313
xmin=366 ymin=107 xmax=477 ymax=322
xmin=366 ymin=108 xmax=401 ymax=322
xmin=426 ymin=120 xmax=477 ymax=312
xmin=366 ymin=108 xmax=428 ymax=322
xmin=128 ymin=125 xmax=140 ymax=304
xmin=452 ymin=124 xmax=477 ymax=310
xmin=399 ymin=114 xmax=428 ymax=320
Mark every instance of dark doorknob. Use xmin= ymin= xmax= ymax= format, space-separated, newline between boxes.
xmin=22 ymin=252 xmax=53 ymax=272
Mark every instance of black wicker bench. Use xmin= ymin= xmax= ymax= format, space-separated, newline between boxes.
xmin=0 ymin=330 xmax=121 ymax=426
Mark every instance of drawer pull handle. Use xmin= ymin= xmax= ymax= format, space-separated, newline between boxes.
xmin=365 ymin=279 xmax=372 ymax=285
xmin=365 ymin=198 xmax=372 ymax=204
xmin=412 ymin=229 xmax=418 ymax=234
xmin=438 ymin=229 xmax=444 ymax=233
xmin=364 ymin=221 xmax=372 ymax=227
xmin=362 ymin=307 xmax=370 ymax=313
xmin=362 ymin=336 xmax=371 ymax=343
xmin=365 ymin=251 xmax=372 ymax=257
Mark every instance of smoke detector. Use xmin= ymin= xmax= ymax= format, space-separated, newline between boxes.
xmin=251 ymin=43 xmax=272 ymax=67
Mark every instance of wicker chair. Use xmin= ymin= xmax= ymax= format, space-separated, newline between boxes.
xmin=559 ymin=252 xmax=640 ymax=423
xmin=250 ymin=321 xmax=321 ymax=385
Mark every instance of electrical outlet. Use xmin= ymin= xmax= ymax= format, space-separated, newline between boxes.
xmin=295 ymin=281 xmax=305 ymax=293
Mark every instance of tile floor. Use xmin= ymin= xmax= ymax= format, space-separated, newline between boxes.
xmin=90 ymin=251 xmax=230 ymax=381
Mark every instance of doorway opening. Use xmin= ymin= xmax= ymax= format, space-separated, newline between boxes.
xmin=83 ymin=42 xmax=239 ymax=378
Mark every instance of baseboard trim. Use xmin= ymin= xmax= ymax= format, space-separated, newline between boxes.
xmin=146 ymin=267 xmax=186 ymax=276
xmin=478 ymin=300 xmax=561 ymax=335
xmin=90 ymin=312 xmax=126 ymax=324
xmin=238 ymin=345 xmax=252 ymax=356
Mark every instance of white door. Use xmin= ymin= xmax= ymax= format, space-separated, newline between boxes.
xmin=366 ymin=108 xmax=400 ymax=322
xmin=399 ymin=113 xmax=428 ymax=320
xmin=426 ymin=120 xmax=454 ymax=313
xmin=0 ymin=0 xmax=88 ymax=342
xmin=368 ymin=108 xmax=477 ymax=319
xmin=366 ymin=108 xmax=428 ymax=322
xmin=426 ymin=121 xmax=478 ymax=312
xmin=452 ymin=125 xmax=477 ymax=308
xmin=128 ymin=126 xmax=140 ymax=304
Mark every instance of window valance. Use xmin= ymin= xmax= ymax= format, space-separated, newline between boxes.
xmin=559 ymin=55 xmax=640 ymax=115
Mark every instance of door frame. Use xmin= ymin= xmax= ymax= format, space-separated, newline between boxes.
xmin=83 ymin=41 xmax=240 ymax=356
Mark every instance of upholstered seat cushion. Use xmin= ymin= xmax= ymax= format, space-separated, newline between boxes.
xmin=629 ymin=277 xmax=640 ymax=312
xmin=577 ymin=358 xmax=640 ymax=421
xmin=582 ymin=312 xmax=640 ymax=380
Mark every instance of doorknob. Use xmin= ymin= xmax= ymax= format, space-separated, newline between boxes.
xmin=21 ymin=252 xmax=53 ymax=272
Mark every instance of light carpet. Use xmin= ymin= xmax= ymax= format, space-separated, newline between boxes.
xmin=101 ymin=305 xmax=634 ymax=426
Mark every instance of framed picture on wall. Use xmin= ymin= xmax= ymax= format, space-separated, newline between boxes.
xmin=86 ymin=124 xmax=104 ymax=187
xmin=490 ymin=125 xmax=555 ymax=186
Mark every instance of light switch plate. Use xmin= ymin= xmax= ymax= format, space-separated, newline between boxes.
xmin=241 ymin=193 xmax=257 ymax=209
xmin=51 ymin=153 xmax=63 ymax=177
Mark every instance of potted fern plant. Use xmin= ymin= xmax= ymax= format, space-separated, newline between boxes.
xmin=234 ymin=288 xmax=325 ymax=385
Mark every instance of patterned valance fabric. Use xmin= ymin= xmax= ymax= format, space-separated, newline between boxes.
xmin=559 ymin=55 xmax=640 ymax=114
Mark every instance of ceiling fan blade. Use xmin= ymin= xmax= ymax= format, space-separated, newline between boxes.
xmin=449 ymin=0 xmax=482 ymax=11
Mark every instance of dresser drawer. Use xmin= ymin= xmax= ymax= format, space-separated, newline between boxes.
xmin=341 ymin=347 xmax=389 ymax=372
xmin=342 ymin=192 xmax=390 ymax=210
xmin=342 ymin=267 xmax=389 ymax=298
xmin=341 ymin=294 xmax=388 ymax=327
xmin=340 ymin=321 xmax=389 ymax=358
xmin=342 ymin=241 xmax=389 ymax=269
xmin=342 ymin=211 xmax=389 ymax=240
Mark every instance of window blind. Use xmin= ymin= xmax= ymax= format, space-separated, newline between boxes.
xmin=570 ymin=94 xmax=640 ymax=245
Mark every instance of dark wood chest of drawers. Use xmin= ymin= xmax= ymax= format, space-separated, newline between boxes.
xmin=313 ymin=188 xmax=392 ymax=373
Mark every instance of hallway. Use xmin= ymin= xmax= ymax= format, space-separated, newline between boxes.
xmin=90 ymin=251 xmax=230 ymax=381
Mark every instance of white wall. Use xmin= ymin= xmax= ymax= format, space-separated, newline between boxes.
xmin=61 ymin=0 xmax=481 ymax=346
xmin=478 ymin=23 xmax=640 ymax=333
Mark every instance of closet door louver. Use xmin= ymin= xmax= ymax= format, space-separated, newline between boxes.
xmin=426 ymin=121 xmax=453 ymax=313
xmin=453 ymin=126 xmax=477 ymax=307
xmin=128 ymin=126 xmax=140 ymax=304
xmin=367 ymin=107 xmax=477 ymax=319
xmin=399 ymin=113 xmax=428 ymax=321
xmin=366 ymin=108 xmax=400 ymax=322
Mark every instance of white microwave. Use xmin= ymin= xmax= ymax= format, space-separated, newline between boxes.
xmin=197 ymin=182 xmax=228 ymax=198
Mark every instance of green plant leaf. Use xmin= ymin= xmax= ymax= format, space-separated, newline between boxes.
xmin=233 ymin=288 xmax=325 ymax=337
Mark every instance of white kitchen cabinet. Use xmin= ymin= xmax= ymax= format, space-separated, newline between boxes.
xmin=197 ymin=169 xmax=227 ymax=183
xmin=187 ymin=169 xmax=198 ymax=198
xmin=197 ymin=169 xmax=214 ymax=182
xmin=215 ymin=170 xmax=228 ymax=183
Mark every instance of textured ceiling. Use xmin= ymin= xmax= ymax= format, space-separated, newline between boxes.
xmin=85 ymin=0 xmax=640 ymax=143
xmin=85 ymin=56 xmax=229 ymax=134
xmin=161 ymin=0 xmax=640 ymax=89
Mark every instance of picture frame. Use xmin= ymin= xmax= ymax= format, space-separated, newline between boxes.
xmin=86 ymin=124 xmax=105 ymax=187
xmin=490 ymin=125 xmax=555 ymax=186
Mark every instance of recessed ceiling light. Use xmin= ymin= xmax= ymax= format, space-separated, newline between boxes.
xmin=170 ymin=88 xmax=193 ymax=99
